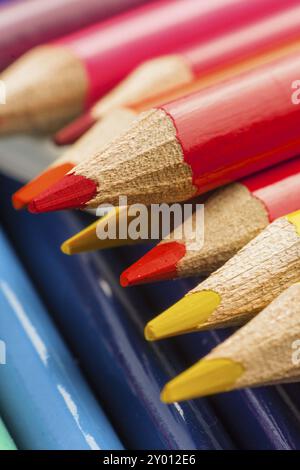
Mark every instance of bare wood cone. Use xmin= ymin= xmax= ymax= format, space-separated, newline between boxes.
xmin=206 ymin=283 xmax=300 ymax=388
xmin=77 ymin=109 xmax=196 ymax=207
xmin=193 ymin=216 xmax=300 ymax=329
xmin=0 ymin=46 xmax=88 ymax=134
xmin=168 ymin=183 xmax=269 ymax=277
xmin=56 ymin=108 xmax=138 ymax=168
xmin=145 ymin=213 xmax=300 ymax=343
xmin=92 ymin=55 xmax=193 ymax=118
xmin=161 ymin=283 xmax=300 ymax=402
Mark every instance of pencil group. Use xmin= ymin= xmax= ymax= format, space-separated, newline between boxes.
xmin=4 ymin=0 xmax=300 ymax=447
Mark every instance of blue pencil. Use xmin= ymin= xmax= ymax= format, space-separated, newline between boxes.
xmin=0 ymin=224 xmax=122 ymax=450
xmin=0 ymin=175 xmax=234 ymax=450
xmin=123 ymin=244 xmax=300 ymax=450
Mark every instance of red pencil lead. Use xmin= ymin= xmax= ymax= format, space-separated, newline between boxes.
xmin=28 ymin=174 xmax=97 ymax=213
xmin=120 ymin=241 xmax=186 ymax=287
xmin=54 ymin=112 xmax=96 ymax=146
xmin=12 ymin=163 xmax=75 ymax=210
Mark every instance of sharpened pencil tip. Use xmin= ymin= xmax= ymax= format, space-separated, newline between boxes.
xmin=61 ymin=241 xmax=72 ymax=255
xmin=144 ymin=290 xmax=221 ymax=340
xmin=28 ymin=174 xmax=97 ymax=213
xmin=144 ymin=324 xmax=156 ymax=341
xmin=12 ymin=163 xmax=75 ymax=210
xmin=61 ymin=220 xmax=100 ymax=254
xmin=120 ymin=242 xmax=186 ymax=287
xmin=54 ymin=112 xmax=96 ymax=146
xmin=161 ymin=358 xmax=244 ymax=402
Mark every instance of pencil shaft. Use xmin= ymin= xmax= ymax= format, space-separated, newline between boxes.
xmin=38 ymin=47 xmax=300 ymax=214
xmin=162 ymin=51 xmax=300 ymax=195
xmin=90 ymin=3 xmax=300 ymax=122
xmin=0 ymin=0 xmax=148 ymax=71
xmin=59 ymin=0 xmax=294 ymax=107
xmin=0 ymin=220 xmax=122 ymax=449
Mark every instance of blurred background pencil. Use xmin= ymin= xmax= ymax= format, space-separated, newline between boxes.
xmin=0 ymin=417 xmax=16 ymax=451
xmin=1 ymin=0 xmax=280 ymax=135
xmin=0 ymin=175 xmax=234 ymax=450
xmin=121 ymin=155 xmax=300 ymax=285
xmin=15 ymin=38 xmax=300 ymax=209
xmin=0 ymin=225 xmax=122 ymax=450
xmin=145 ymin=210 xmax=300 ymax=339
xmin=161 ymin=283 xmax=300 ymax=402
xmin=0 ymin=0 xmax=150 ymax=72
xmin=30 ymin=49 xmax=300 ymax=213
xmin=57 ymin=2 xmax=300 ymax=143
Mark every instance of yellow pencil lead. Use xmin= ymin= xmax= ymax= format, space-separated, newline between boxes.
xmin=61 ymin=220 xmax=100 ymax=255
xmin=144 ymin=290 xmax=221 ymax=341
xmin=161 ymin=358 xmax=244 ymax=403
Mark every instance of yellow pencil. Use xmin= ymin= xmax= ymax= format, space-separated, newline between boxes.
xmin=145 ymin=210 xmax=300 ymax=340
xmin=161 ymin=283 xmax=300 ymax=403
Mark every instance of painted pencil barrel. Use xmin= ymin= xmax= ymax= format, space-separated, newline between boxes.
xmin=0 ymin=223 xmax=122 ymax=450
xmin=161 ymin=50 xmax=300 ymax=195
xmin=119 ymin=244 xmax=300 ymax=450
xmin=0 ymin=0 xmax=149 ymax=71
xmin=0 ymin=417 xmax=16 ymax=450
xmin=184 ymin=3 xmax=300 ymax=77
xmin=0 ymin=175 xmax=235 ymax=450
xmin=241 ymin=155 xmax=300 ymax=222
xmin=56 ymin=0 xmax=297 ymax=106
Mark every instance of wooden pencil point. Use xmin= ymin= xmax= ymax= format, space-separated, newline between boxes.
xmin=179 ymin=282 xmax=300 ymax=396
xmin=0 ymin=46 xmax=87 ymax=134
xmin=29 ymin=173 xmax=97 ymax=213
xmin=161 ymin=358 xmax=244 ymax=403
xmin=145 ymin=290 xmax=221 ymax=341
xmin=92 ymin=54 xmax=193 ymax=119
xmin=157 ymin=210 xmax=300 ymax=336
xmin=60 ymin=241 xmax=72 ymax=256
xmin=120 ymin=241 xmax=186 ymax=286
xmin=67 ymin=108 xmax=196 ymax=208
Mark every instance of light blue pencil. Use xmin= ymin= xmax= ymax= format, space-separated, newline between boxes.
xmin=0 ymin=227 xmax=123 ymax=450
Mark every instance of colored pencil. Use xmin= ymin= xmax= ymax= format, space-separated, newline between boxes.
xmin=144 ymin=209 xmax=300 ymax=340
xmin=12 ymin=110 xmax=136 ymax=209
xmin=29 ymin=49 xmax=300 ymax=213
xmin=0 ymin=226 xmax=122 ymax=450
xmin=61 ymin=206 xmax=161 ymax=254
xmin=14 ymin=38 xmax=300 ymax=209
xmin=0 ymin=0 xmax=149 ymax=72
xmin=0 ymin=175 xmax=235 ymax=450
xmin=0 ymin=417 xmax=16 ymax=450
xmin=1 ymin=0 xmax=279 ymax=135
xmin=161 ymin=283 xmax=300 ymax=403
xmin=56 ymin=3 xmax=300 ymax=143
xmin=121 ymin=155 xmax=300 ymax=285
xmin=119 ymin=244 xmax=300 ymax=450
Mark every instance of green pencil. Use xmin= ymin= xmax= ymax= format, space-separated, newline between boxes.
xmin=0 ymin=417 xmax=16 ymax=450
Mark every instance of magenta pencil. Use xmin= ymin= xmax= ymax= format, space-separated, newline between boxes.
xmin=1 ymin=0 xmax=298 ymax=135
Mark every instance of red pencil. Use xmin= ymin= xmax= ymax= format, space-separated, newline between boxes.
xmin=29 ymin=49 xmax=300 ymax=213
xmin=56 ymin=1 xmax=300 ymax=144
xmin=0 ymin=0 xmax=150 ymax=72
xmin=120 ymin=155 xmax=300 ymax=286
xmin=1 ymin=0 xmax=296 ymax=135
